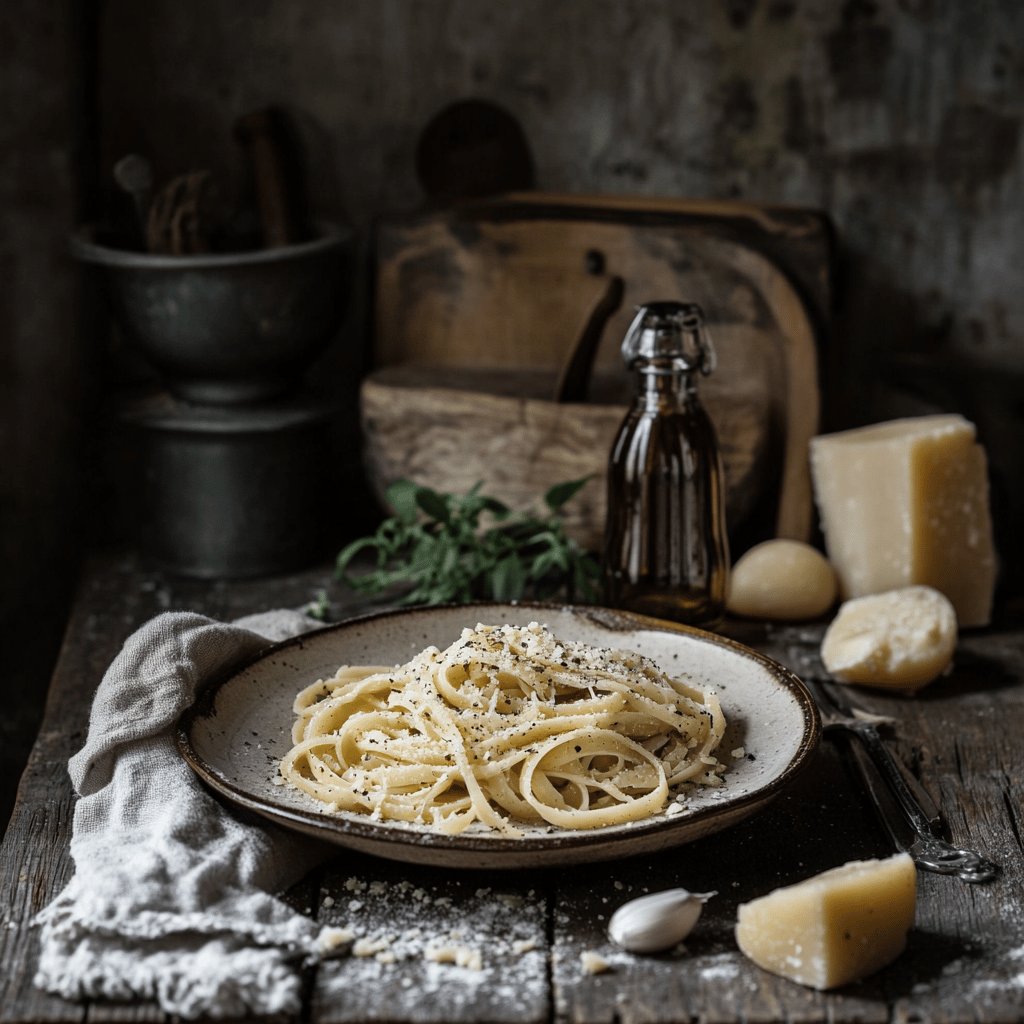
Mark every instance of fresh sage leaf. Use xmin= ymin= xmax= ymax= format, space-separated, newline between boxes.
xmin=544 ymin=475 xmax=592 ymax=512
xmin=386 ymin=478 xmax=421 ymax=524
xmin=334 ymin=478 xmax=599 ymax=607
xmin=415 ymin=486 xmax=451 ymax=524
xmin=490 ymin=554 xmax=526 ymax=602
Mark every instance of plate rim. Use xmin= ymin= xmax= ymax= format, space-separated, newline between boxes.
xmin=176 ymin=601 xmax=821 ymax=858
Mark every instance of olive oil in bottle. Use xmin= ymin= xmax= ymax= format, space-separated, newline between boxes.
xmin=602 ymin=302 xmax=729 ymax=627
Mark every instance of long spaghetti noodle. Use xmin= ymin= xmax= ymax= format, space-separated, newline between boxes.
xmin=279 ymin=622 xmax=726 ymax=835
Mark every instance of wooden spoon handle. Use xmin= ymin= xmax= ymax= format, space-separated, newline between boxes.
xmin=553 ymin=274 xmax=625 ymax=404
xmin=235 ymin=108 xmax=298 ymax=248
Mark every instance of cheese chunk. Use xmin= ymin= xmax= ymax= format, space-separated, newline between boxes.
xmin=735 ymin=853 xmax=916 ymax=990
xmin=809 ymin=415 xmax=996 ymax=627
xmin=821 ymin=585 xmax=957 ymax=690
xmin=727 ymin=540 xmax=838 ymax=620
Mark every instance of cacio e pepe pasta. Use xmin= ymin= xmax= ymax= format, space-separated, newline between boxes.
xmin=279 ymin=622 xmax=727 ymax=834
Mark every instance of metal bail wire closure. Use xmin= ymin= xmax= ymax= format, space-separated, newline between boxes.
xmin=621 ymin=302 xmax=716 ymax=375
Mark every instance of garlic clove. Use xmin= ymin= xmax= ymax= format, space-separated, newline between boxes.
xmin=607 ymin=888 xmax=716 ymax=953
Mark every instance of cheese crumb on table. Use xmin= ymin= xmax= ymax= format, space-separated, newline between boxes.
xmin=353 ymin=936 xmax=392 ymax=957
xmin=735 ymin=853 xmax=916 ymax=990
xmin=425 ymin=944 xmax=483 ymax=970
xmin=821 ymin=585 xmax=957 ymax=690
xmin=809 ymin=414 xmax=996 ymax=627
xmin=317 ymin=926 xmax=354 ymax=952
xmin=580 ymin=950 xmax=612 ymax=974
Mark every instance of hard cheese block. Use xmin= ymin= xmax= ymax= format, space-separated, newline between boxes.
xmin=809 ymin=415 xmax=996 ymax=627
xmin=821 ymin=585 xmax=957 ymax=690
xmin=735 ymin=853 xmax=916 ymax=990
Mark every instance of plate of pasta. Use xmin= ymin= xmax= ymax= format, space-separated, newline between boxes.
xmin=177 ymin=603 xmax=819 ymax=868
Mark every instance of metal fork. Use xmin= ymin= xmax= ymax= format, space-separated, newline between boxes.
xmin=803 ymin=675 xmax=999 ymax=884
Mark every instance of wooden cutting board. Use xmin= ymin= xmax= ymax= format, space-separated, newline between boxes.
xmin=367 ymin=192 xmax=832 ymax=549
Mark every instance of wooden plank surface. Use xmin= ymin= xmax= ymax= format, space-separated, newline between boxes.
xmin=1 ymin=554 xmax=1022 ymax=1023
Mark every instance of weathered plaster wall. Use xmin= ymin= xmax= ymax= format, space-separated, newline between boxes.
xmin=98 ymin=0 xmax=1024 ymax=367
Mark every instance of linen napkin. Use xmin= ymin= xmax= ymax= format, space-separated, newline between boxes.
xmin=34 ymin=608 xmax=341 ymax=1019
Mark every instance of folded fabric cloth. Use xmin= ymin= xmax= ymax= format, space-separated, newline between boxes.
xmin=34 ymin=608 xmax=340 ymax=1019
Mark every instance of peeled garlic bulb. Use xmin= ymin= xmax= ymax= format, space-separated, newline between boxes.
xmin=607 ymin=888 xmax=715 ymax=953
xmin=727 ymin=539 xmax=838 ymax=621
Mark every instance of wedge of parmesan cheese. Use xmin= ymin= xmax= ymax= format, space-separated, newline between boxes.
xmin=809 ymin=415 xmax=996 ymax=627
xmin=735 ymin=853 xmax=916 ymax=990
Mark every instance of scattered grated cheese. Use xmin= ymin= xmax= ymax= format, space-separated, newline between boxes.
xmin=425 ymin=944 xmax=483 ymax=970
xmin=353 ymin=936 xmax=391 ymax=957
xmin=318 ymin=926 xmax=354 ymax=951
xmin=580 ymin=950 xmax=611 ymax=974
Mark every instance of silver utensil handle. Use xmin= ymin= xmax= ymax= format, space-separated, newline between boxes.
xmin=841 ymin=721 xmax=999 ymax=884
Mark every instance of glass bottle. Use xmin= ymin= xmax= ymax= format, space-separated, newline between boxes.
xmin=602 ymin=302 xmax=729 ymax=627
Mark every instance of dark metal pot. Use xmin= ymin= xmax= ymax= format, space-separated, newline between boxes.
xmin=71 ymin=222 xmax=352 ymax=405
xmin=118 ymin=392 xmax=339 ymax=578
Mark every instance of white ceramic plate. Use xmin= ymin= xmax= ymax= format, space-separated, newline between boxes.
xmin=177 ymin=603 xmax=819 ymax=868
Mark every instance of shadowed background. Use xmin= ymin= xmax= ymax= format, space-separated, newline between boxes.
xmin=3 ymin=0 xmax=1022 ymax=830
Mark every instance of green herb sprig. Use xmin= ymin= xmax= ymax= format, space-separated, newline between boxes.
xmin=336 ymin=478 xmax=600 ymax=606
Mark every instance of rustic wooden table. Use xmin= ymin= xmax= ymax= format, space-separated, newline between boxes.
xmin=2 ymin=553 xmax=1022 ymax=1023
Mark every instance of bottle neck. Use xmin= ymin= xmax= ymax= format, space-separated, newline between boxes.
xmin=633 ymin=364 xmax=696 ymax=408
